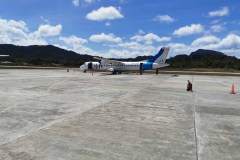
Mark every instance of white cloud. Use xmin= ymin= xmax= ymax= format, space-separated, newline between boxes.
xmin=18 ymin=37 xmax=47 ymax=46
xmin=60 ymin=35 xmax=88 ymax=45
xmin=153 ymin=15 xmax=175 ymax=23
xmin=40 ymin=16 xmax=50 ymax=24
xmin=99 ymin=37 xmax=163 ymax=58
xmin=131 ymin=33 xmax=171 ymax=44
xmin=173 ymin=24 xmax=204 ymax=37
xmin=34 ymin=24 xmax=62 ymax=37
xmin=117 ymin=41 xmax=157 ymax=51
xmin=214 ymin=34 xmax=240 ymax=50
xmin=138 ymin=30 xmax=145 ymax=35
xmin=211 ymin=19 xmax=221 ymax=24
xmin=211 ymin=24 xmax=224 ymax=32
xmin=103 ymin=49 xmax=142 ymax=58
xmin=109 ymin=34 xmax=240 ymax=58
xmin=167 ymin=34 xmax=240 ymax=58
xmin=105 ymin=39 xmax=168 ymax=58
xmin=102 ymin=47 xmax=160 ymax=59
xmin=209 ymin=7 xmax=229 ymax=17
xmin=0 ymin=18 xmax=48 ymax=46
xmin=9 ymin=20 xmax=28 ymax=32
xmin=89 ymin=33 xmax=122 ymax=43
xmin=105 ymin=22 xmax=111 ymax=26
xmin=193 ymin=34 xmax=240 ymax=57
xmin=118 ymin=0 xmax=127 ymax=4
xmin=59 ymin=35 xmax=97 ymax=55
xmin=0 ymin=19 xmax=28 ymax=33
xmin=56 ymin=43 xmax=97 ymax=55
xmin=72 ymin=45 xmax=97 ymax=55
xmin=72 ymin=0 xmax=79 ymax=6
xmin=169 ymin=43 xmax=187 ymax=49
xmin=1 ymin=16 xmax=240 ymax=59
xmin=85 ymin=0 xmax=93 ymax=4
xmin=191 ymin=35 xmax=220 ymax=47
xmin=118 ymin=41 xmax=143 ymax=50
xmin=86 ymin=6 xmax=124 ymax=21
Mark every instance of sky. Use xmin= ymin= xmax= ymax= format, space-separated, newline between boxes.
xmin=0 ymin=0 xmax=240 ymax=58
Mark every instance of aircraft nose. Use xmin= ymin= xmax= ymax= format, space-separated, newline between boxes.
xmin=80 ymin=65 xmax=84 ymax=70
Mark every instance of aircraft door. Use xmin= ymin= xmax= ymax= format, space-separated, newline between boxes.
xmin=88 ymin=62 xmax=93 ymax=69
xmin=140 ymin=63 xmax=143 ymax=75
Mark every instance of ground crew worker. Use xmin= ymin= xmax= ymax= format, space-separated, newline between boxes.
xmin=187 ymin=80 xmax=192 ymax=91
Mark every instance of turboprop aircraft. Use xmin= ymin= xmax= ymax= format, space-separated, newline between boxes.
xmin=80 ymin=46 xmax=170 ymax=75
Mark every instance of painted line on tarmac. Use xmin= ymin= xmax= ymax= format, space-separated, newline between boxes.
xmin=47 ymin=76 xmax=73 ymax=92
xmin=0 ymin=76 xmax=73 ymax=114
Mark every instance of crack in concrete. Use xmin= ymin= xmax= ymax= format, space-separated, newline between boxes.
xmin=192 ymin=76 xmax=199 ymax=160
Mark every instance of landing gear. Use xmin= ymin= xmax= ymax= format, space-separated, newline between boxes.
xmin=112 ymin=71 xmax=122 ymax=74
xmin=140 ymin=63 xmax=143 ymax=75
xmin=156 ymin=69 xmax=159 ymax=75
xmin=83 ymin=70 xmax=86 ymax=73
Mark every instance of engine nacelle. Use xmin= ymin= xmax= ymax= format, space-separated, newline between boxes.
xmin=107 ymin=68 xmax=114 ymax=72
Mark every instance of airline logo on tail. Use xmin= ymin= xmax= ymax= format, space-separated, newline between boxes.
xmin=147 ymin=47 xmax=170 ymax=64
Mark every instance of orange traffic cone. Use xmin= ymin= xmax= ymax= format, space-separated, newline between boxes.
xmin=230 ymin=83 xmax=235 ymax=94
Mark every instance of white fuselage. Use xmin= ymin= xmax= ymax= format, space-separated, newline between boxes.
xmin=80 ymin=61 xmax=169 ymax=72
xmin=80 ymin=46 xmax=170 ymax=73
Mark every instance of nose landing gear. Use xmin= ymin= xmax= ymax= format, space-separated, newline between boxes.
xmin=140 ymin=63 xmax=143 ymax=75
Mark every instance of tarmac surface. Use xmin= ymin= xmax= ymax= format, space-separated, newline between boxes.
xmin=0 ymin=69 xmax=240 ymax=160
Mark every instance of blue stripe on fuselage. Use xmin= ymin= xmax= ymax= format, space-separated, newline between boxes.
xmin=143 ymin=62 xmax=153 ymax=70
xmin=147 ymin=48 xmax=164 ymax=63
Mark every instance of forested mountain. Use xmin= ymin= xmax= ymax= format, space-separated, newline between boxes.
xmin=0 ymin=44 xmax=240 ymax=70
xmin=0 ymin=44 xmax=94 ymax=66
xmin=167 ymin=49 xmax=240 ymax=70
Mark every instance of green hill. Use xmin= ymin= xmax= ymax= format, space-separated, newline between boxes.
xmin=0 ymin=44 xmax=94 ymax=67
xmin=167 ymin=49 xmax=240 ymax=70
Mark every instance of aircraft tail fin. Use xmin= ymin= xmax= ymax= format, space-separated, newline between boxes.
xmin=147 ymin=47 xmax=170 ymax=64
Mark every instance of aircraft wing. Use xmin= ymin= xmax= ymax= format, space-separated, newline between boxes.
xmin=94 ymin=57 xmax=124 ymax=65
xmin=93 ymin=57 xmax=105 ymax=61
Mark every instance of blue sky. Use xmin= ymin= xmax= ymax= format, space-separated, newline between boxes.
xmin=0 ymin=0 xmax=240 ymax=58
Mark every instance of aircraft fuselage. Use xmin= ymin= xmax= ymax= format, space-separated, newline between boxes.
xmin=80 ymin=61 xmax=169 ymax=72
xmin=80 ymin=46 xmax=170 ymax=74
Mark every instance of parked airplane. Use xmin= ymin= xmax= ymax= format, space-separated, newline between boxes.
xmin=0 ymin=55 xmax=9 ymax=57
xmin=80 ymin=46 xmax=170 ymax=75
